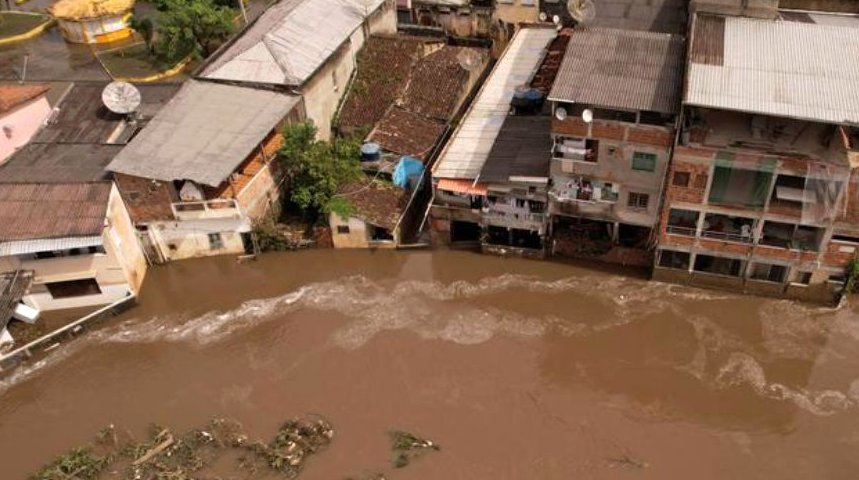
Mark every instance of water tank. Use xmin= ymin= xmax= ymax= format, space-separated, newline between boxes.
xmin=360 ymin=142 xmax=381 ymax=162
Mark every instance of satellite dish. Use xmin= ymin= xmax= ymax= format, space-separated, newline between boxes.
xmin=567 ymin=0 xmax=596 ymax=24
xmin=582 ymin=108 xmax=594 ymax=123
xmin=552 ymin=14 xmax=560 ymax=25
xmin=457 ymin=49 xmax=481 ymax=71
xmin=539 ymin=11 xmax=547 ymax=22
xmin=102 ymin=81 xmax=141 ymax=115
xmin=555 ymin=107 xmax=568 ymax=121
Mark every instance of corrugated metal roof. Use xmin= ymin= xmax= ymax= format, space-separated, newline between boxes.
xmin=548 ymin=27 xmax=685 ymax=115
xmin=480 ymin=115 xmax=552 ymax=182
xmin=0 ymin=236 xmax=103 ymax=256
xmin=0 ymin=144 xmax=120 ymax=184
xmin=107 ymin=80 xmax=299 ymax=187
xmin=202 ymin=0 xmax=384 ymax=86
xmin=0 ymin=183 xmax=110 ymax=242
xmin=686 ymin=14 xmax=859 ymax=124
xmin=433 ymin=27 xmax=556 ymax=180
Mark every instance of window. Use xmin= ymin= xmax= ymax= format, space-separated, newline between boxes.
xmin=658 ymin=250 xmax=690 ymax=270
xmin=631 ymin=152 xmax=657 ymax=172
xmin=793 ymin=271 xmax=812 ymax=285
xmin=208 ymin=233 xmax=224 ymax=250
xmin=693 ymin=254 xmax=745 ymax=277
xmin=750 ymin=263 xmax=787 ymax=283
xmin=708 ymin=166 xmax=772 ymax=208
xmin=46 ymin=278 xmax=101 ymax=299
xmin=693 ymin=174 xmax=708 ymax=189
xmin=666 ymin=209 xmax=699 ymax=236
xmin=627 ymin=192 xmax=649 ymax=209
xmin=832 ymin=234 xmax=859 ymax=245
xmin=672 ymin=171 xmax=690 ymax=187
xmin=336 ymin=225 xmax=350 ymax=234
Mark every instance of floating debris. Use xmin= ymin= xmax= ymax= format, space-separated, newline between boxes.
xmin=607 ymin=455 xmax=648 ymax=469
xmin=388 ymin=430 xmax=440 ymax=468
xmin=31 ymin=416 xmax=334 ymax=480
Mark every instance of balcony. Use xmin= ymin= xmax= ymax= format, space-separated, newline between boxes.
xmin=171 ymin=199 xmax=242 ymax=221
xmin=482 ymin=210 xmax=546 ymax=232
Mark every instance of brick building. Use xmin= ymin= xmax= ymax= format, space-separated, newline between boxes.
xmin=545 ymin=27 xmax=685 ymax=266
xmin=654 ymin=12 xmax=859 ymax=304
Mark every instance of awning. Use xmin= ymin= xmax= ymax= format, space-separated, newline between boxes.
xmin=0 ymin=236 xmax=103 ymax=256
xmin=437 ymin=179 xmax=488 ymax=196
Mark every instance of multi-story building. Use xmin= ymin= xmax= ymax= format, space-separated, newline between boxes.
xmin=654 ymin=11 xmax=859 ymax=304
xmin=429 ymin=26 xmax=557 ymax=247
xmin=545 ymin=27 xmax=685 ymax=266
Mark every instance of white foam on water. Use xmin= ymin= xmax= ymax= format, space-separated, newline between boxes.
xmin=715 ymin=352 xmax=853 ymax=416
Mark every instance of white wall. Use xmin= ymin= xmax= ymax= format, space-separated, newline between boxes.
xmin=0 ymin=97 xmax=51 ymax=164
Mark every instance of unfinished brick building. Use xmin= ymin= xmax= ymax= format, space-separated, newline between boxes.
xmin=654 ymin=12 xmax=859 ymax=304
xmin=545 ymin=27 xmax=685 ymax=266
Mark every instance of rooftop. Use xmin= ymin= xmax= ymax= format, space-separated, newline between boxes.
xmin=0 ymin=182 xmax=111 ymax=242
xmin=0 ymin=84 xmax=48 ymax=113
xmin=369 ymin=107 xmax=446 ymax=160
xmin=479 ymin=115 xmax=552 ymax=183
xmin=433 ymin=27 xmax=557 ymax=180
xmin=107 ymin=80 xmax=300 ymax=187
xmin=48 ymin=0 xmax=135 ymax=20
xmin=686 ymin=12 xmax=859 ymax=124
xmin=31 ymin=82 xmax=180 ymax=144
xmin=339 ymin=178 xmax=409 ymax=231
xmin=202 ymin=0 xmax=385 ymax=86
xmin=542 ymin=0 xmax=687 ymax=34
xmin=0 ymin=143 xmax=121 ymax=184
xmin=399 ymin=45 xmax=486 ymax=121
xmin=337 ymin=35 xmax=432 ymax=135
xmin=548 ymin=27 xmax=685 ymax=115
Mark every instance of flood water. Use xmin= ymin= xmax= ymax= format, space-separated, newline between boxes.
xmin=1 ymin=250 xmax=858 ymax=479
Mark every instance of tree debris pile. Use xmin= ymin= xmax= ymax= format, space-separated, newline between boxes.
xmin=388 ymin=430 xmax=440 ymax=468
xmin=31 ymin=416 xmax=334 ymax=480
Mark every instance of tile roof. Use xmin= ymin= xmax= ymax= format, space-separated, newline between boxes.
xmin=542 ymin=0 xmax=688 ymax=34
xmin=202 ymin=0 xmax=385 ymax=86
xmin=0 ymin=182 xmax=111 ymax=242
xmin=0 ymin=84 xmax=49 ymax=114
xmin=686 ymin=13 xmax=859 ymax=124
xmin=369 ymin=107 xmax=446 ymax=160
xmin=337 ymin=36 xmax=427 ymax=134
xmin=339 ymin=178 xmax=409 ymax=230
xmin=400 ymin=46 xmax=487 ymax=121
xmin=433 ymin=27 xmax=557 ymax=180
xmin=548 ymin=27 xmax=685 ymax=115
xmin=0 ymin=143 xmax=120 ymax=183
xmin=479 ymin=114 xmax=552 ymax=182
xmin=107 ymin=80 xmax=300 ymax=187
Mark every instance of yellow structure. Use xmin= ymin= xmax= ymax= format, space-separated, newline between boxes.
xmin=48 ymin=0 xmax=134 ymax=44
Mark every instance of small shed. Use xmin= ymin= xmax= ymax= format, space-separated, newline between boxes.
xmin=48 ymin=0 xmax=135 ymax=44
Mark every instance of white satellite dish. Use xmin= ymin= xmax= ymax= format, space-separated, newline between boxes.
xmin=102 ymin=81 xmax=141 ymax=115
xmin=457 ymin=49 xmax=481 ymax=71
xmin=582 ymin=108 xmax=594 ymax=123
xmin=539 ymin=11 xmax=547 ymax=22
xmin=555 ymin=106 xmax=568 ymax=121
xmin=552 ymin=14 xmax=561 ymax=25
xmin=567 ymin=0 xmax=596 ymax=24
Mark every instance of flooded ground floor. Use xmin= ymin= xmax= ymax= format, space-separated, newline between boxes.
xmin=1 ymin=250 xmax=858 ymax=478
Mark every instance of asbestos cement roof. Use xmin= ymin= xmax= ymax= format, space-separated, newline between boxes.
xmin=687 ymin=13 xmax=859 ymax=124
xmin=433 ymin=27 xmax=557 ymax=180
xmin=479 ymin=114 xmax=552 ymax=182
xmin=107 ymin=80 xmax=299 ymax=187
xmin=202 ymin=0 xmax=385 ymax=86
xmin=548 ymin=27 xmax=685 ymax=115
xmin=0 ymin=182 xmax=110 ymax=243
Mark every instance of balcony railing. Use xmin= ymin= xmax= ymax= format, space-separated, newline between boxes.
xmin=700 ymin=230 xmax=754 ymax=243
xmin=482 ymin=210 xmax=546 ymax=231
xmin=172 ymin=199 xmax=241 ymax=221
xmin=666 ymin=225 xmax=696 ymax=236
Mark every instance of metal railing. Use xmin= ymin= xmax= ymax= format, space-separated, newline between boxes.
xmin=700 ymin=229 xmax=754 ymax=243
xmin=666 ymin=225 xmax=697 ymax=236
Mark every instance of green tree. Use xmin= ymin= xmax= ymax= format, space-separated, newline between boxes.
xmin=129 ymin=16 xmax=154 ymax=53
xmin=153 ymin=0 xmax=235 ymax=63
xmin=279 ymin=121 xmax=363 ymax=219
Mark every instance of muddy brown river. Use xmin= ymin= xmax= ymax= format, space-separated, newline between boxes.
xmin=2 ymin=250 xmax=858 ymax=479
